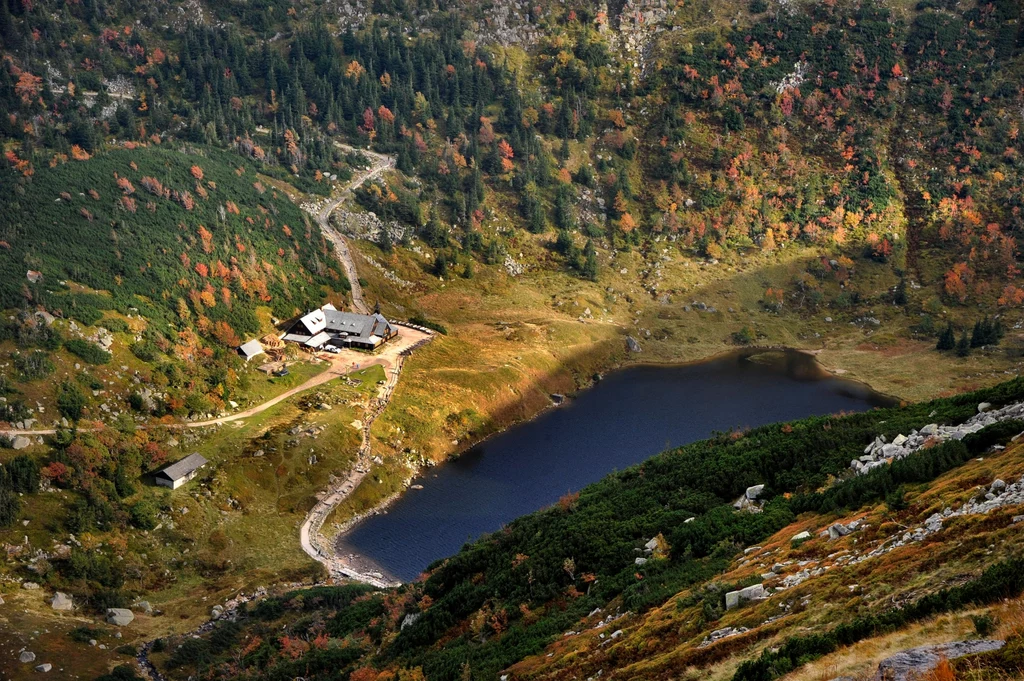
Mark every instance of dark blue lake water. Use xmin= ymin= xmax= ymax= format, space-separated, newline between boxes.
xmin=336 ymin=350 xmax=892 ymax=581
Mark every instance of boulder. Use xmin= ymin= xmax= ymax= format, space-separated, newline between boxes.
xmin=12 ymin=436 xmax=31 ymax=450
xmin=22 ymin=581 xmax=40 ymax=590
xmin=626 ymin=336 xmax=642 ymax=353
xmin=874 ymin=640 xmax=1004 ymax=681
xmin=400 ymin=612 xmax=421 ymax=630
xmin=634 ymin=557 xmax=648 ymax=566
xmin=745 ymin=484 xmax=765 ymax=501
xmin=881 ymin=443 xmax=902 ymax=459
xmin=725 ymin=583 xmax=767 ymax=610
xmin=892 ymin=434 xmax=908 ymax=447
xmin=920 ymin=423 xmax=938 ymax=435
xmin=991 ymin=479 xmax=1006 ymax=493
xmin=35 ymin=663 xmax=52 ymax=673
xmin=20 ymin=651 xmax=36 ymax=663
xmin=211 ymin=604 xmax=224 ymax=619
xmin=50 ymin=592 xmax=73 ymax=611
xmin=106 ymin=608 xmax=135 ymax=626
xmin=644 ymin=537 xmax=659 ymax=552
xmin=978 ymin=402 xmax=993 ymax=413
xmin=134 ymin=601 xmax=153 ymax=615
xmin=791 ymin=531 xmax=811 ymax=542
xmin=828 ymin=523 xmax=851 ymax=540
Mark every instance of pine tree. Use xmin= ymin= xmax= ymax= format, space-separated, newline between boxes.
xmin=582 ymin=239 xmax=598 ymax=281
xmin=894 ymin=278 xmax=907 ymax=306
xmin=956 ymin=331 xmax=970 ymax=357
xmin=970 ymin=319 xmax=986 ymax=347
xmin=433 ymin=253 xmax=448 ymax=278
xmin=936 ymin=323 xmax=956 ymax=351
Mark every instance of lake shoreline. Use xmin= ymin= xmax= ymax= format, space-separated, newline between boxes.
xmin=328 ymin=344 xmax=897 ymax=583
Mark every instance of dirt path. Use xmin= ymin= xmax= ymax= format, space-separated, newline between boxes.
xmin=0 ymin=357 xmax=351 ymax=437
xmin=296 ymin=326 xmax=432 ymax=587
xmin=312 ymin=144 xmax=395 ymax=315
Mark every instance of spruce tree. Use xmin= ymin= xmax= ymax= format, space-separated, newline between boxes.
xmin=433 ymin=253 xmax=449 ymax=278
xmin=894 ymin=278 xmax=908 ymax=306
xmin=970 ymin=319 xmax=986 ymax=348
xmin=956 ymin=331 xmax=971 ymax=357
xmin=936 ymin=323 xmax=955 ymax=351
xmin=582 ymin=239 xmax=598 ymax=281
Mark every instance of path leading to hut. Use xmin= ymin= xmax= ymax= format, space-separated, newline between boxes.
xmin=313 ymin=143 xmax=395 ymax=315
xmin=0 ymin=329 xmax=429 ymax=438
xmin=297 ymin=342 xmax=421 ymax=588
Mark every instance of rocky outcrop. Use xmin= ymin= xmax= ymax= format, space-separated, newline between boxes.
xmin=854 ymin=475 xmax=1023 ymax=564
xmin=699 ymin=625 xmax=750 ymax=648
xmin=851 ymin=401 xmax=1024 ymax=476
xmin=874 ymin=640 xmax=1004 ymax=681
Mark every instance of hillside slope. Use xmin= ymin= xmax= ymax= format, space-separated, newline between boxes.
xmin=1 ymin=145 xmax=343 ymax=325
xmin=147 ymin=378 xmax=1024 ymax=681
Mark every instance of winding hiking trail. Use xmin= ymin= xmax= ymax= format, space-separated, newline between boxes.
xmin=314 ymin=143 xmax=396 ymax=315
xmin=300 ymin=144 xmax=429 ymax=587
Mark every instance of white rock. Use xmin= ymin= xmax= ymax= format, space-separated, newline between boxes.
xmin=106 ymin=608 xmax=135 ymax=626
xmin=50 ymin=592 xmax=73 ymax=611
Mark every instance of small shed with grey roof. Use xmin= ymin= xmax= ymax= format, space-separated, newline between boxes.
xmin=237 ymin=339 xmax=265 ymax=362
xmin=154 ymin=453 xmax=209 ymax=489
